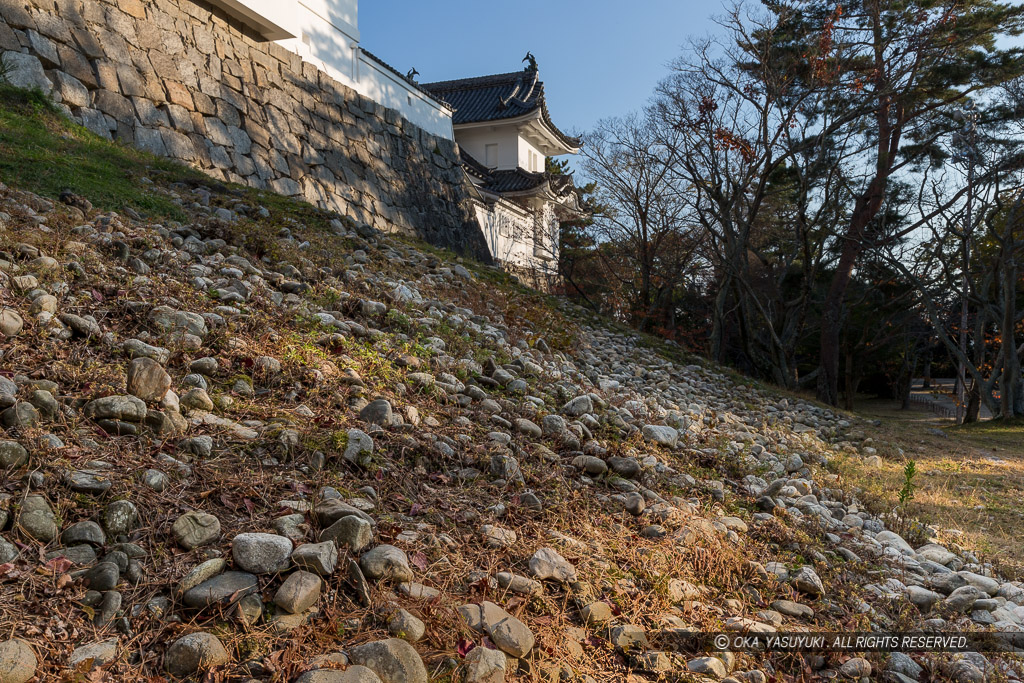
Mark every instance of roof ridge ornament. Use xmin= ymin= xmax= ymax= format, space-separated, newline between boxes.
xmin=523 ymin=51 xmax=538 ymax=72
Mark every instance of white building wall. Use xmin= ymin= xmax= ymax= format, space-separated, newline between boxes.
xmin=473 ymin=200 xmax=558 ymax=277
xmin=211 ymin=0 xmax=453 ymax=139
xmin=518 ymin=137 xmax=545 ymax=172
xmin=456 ymin=127 xmax=522 ymax=169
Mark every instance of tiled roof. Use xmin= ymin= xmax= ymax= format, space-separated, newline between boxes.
xmin=487 ymin=168 xmax=550 ymax=194
xmin=422 ymin=69 xmax=581 ymax=149
xmin=459 ymin=151 xmax=578 ymax=198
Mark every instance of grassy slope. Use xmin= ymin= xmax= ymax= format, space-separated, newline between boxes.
xmin=831 ymin=401 xmax=1024 ymax=578
xmin=0 ymin=85 xmax=203 ymax=219
xmin=4 ymin=82 xmax=1022 ymax=578
xmin=2 ymin=83 xmax=1023 ymax=681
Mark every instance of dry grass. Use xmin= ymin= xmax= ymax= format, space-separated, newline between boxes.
xmin=833 ymin=399 xmax=1024 ymax=579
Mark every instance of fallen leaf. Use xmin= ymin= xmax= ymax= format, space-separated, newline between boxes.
xmin=410 ymin=551 xmax=428 ymax=570
xmin=457 ymin=638 xmax=475 ymax=657
xmin=45 ymin=557 xmax=73 ymax=574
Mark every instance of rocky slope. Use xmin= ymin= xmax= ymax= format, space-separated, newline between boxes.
xmin=0 ymin=118 xmax=1023 ymax=683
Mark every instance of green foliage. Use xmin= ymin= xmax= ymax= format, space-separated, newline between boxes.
xmin=0 ymin=84 xmax=200 ymax=219
xmin=898 ymin=460 xmax=918 ymax=507
xmin=0 ymin=53 xmax=12 ymax=84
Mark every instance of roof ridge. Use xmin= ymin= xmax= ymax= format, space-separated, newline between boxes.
xmin=422 ymin=70 xmax=532 ymax=92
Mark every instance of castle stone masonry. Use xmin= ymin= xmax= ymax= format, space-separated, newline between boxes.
xmin=0 ymin=0 xmax=492 ymax=261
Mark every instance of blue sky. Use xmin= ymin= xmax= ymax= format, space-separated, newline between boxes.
xmin=359 ymin=1 xmax=720 ymax=138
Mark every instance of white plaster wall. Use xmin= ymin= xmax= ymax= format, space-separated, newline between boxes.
xmin=207 ymin=0 xmax=302 ymax=39
xmin=219 ymin=1 xmax=453 ymax=138
xmin=355 ymin=55 xmax=455 ymax=139
xmin=518 ymin=137 xmax=545 ymax=172
xmin=474 ymin=200 xmax=557 ymax=276
xmin=300 ymin=0 xmax=358 ymax=35
xmin=456 ymin=126 xmax=522 ymax=169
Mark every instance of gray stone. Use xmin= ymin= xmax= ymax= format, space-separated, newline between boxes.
xmin=514 ymin=419 xmax=541 ymax=438
xmin=164 ymin=632 xmax=229 ymax=677
xmin=791 ymin=566 xmax=824 ymax=597
xmin=459 ymin=602 xmax=535 ymax=658
xmin=609 ymin=624 xmax=648 ymax=652
xmin=572 ymin=455 xmax=607 ymax=476
xmin=149 ymin=306 xmax=208 ymax=339
xmin=292 ymin=541 xmax=339 ymax=576
xmin=296 ymin=668 xmax=383 ymax=683
xmin=641 ymin=425 xmax=678 ymax=448
xmin=182 ymin=571 xmax=258 ymax=609
xmin=687 ymin=657 xmax=727 ymax=678
xmin=68 ymin=638 xmax=118 ymax=668
xmin=58 ymin=313 xmax=100 ymax=337
xmin=0 ymin=537 xmax=18 ymax=564
xmin=607 ymin=456 xmax=641 ymax=479
xmin=0 ymin=309 xmax=23 ymax=337
xmin=480 ymin=525 xmax=516 ymax=548
xmin=83 ymin=562 xmax=119 ymax=591
xmin=529 ymin=547 xmax=576 ymax=583
xmin=886 ymin=652 xmax=923 ymax=679
xmin=359 ymin=399 xmax=393 ymax=426
xmin=321 ymin=515 xmax=373 ymax=552
xmin=126 ymin=357 xmax=171 ymax=403
xmin=142 ymin=469 xmax=169 ymax=491
xmin=104 ymin=500 xmax=139 ymax=536
xmin=0 ymin=403 xmax=37 ymax=429
xmin=942 ymin=585 xmax=983 ymax=612
xmin=839 ymin=657 xmax=871 ymax=678
xmin=562 ymin=395 xmax=593 ymax=416
xmin=274 ymin=570 xmax=321 ymax=614
xmin=387 ymin=608 xmax=425 ymax=642
xmin=623 ymin=492 xmax=645 ymax=515
xmin=122 ymin=339 xmax=171 ymax=365
xmin=171 ymin=511 xmax=221 ymax=549
xmin=464 ymin=646 xmax=506 ymax=683
xmin=232 ymin=532 xmax=293 ymax=574
xmin=494 ymin=572 xmax=542 ymax=596
xmin=0 ymin=639 xmax=36 ymax=683
xmin=1 ymin=52 xmax=51 ymax=93
xmin=177 ymin=558 xmax=227 ymax=596
xmin=581 ymin=601 xmax=613 ymax=626
xmin=770 ymin=599 xmax=814 ymax=619
xmin=360 ymin=545 xmax=413 ymax=583
xmin=84 ymin=395 xmax=147 ymax=422
xmin=347 ymin=638 xmax=428 ymax=683
xmin=17 ymin=495 xmax=57 ymax=542
xmin=0 ymin=441 xmax=28 ymax=469
xmin=61 ymin=521 xmax=105 ymax=546
xmin=905 ymin=585 xmax=941 ymax=612
xmin=66 ymin=469 xmax=112 ymax=494
xmin=343 ymin=429 xmax=374 ymax=467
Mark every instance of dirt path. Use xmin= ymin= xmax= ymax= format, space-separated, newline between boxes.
xmin=835 ymin=399 xmax=1024 ymax=578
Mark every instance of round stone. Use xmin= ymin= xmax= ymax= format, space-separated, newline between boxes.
xmin=0 ymin=639 xmax=36 ymax=683
xmin=164 ymin=632 xmax=229 ymax=677
xmin=232 ymin=533 xmax=293 ymax=574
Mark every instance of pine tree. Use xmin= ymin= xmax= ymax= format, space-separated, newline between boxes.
xmin=755 ymin=0 xmax=1024 ymax=405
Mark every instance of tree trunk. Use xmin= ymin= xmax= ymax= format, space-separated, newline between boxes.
xmin=1001 ymin=240 xmax=1021 ymax=417
xmin=965 ymin=379 xmax=982 ymax=423
xmin=843 ymin=348 xmax=856 ymax=411
xmin=709 ymin=274 xmax=731 ymax=363
xmin=818 ymin=239 xmax=861 ymax=406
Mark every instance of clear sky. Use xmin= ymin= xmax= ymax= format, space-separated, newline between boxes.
xmin=358 ymin=1 xmax=721 ymax=139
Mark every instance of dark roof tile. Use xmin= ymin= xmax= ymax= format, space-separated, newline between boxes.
xmin=423 ymin=69 xmax=581 ymax=149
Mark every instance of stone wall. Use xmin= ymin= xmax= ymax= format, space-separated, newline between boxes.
xmin=0 ymin=0 xmax=491 ymax=261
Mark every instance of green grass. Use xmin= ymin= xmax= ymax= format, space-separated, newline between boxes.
xmin=0 ymin=84 xmax=200 ymax=219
